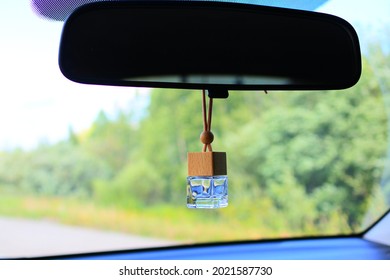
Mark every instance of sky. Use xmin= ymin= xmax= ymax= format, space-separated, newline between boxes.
xmin=0 ymin=1 xmax=149 ymax=149
xmin=0 ymin=0 xmax=389 ymax=150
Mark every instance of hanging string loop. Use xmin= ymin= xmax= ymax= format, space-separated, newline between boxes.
xmin=200 ymin=89 xmax=214 ymax=152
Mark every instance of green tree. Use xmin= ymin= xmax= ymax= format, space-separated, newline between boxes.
xmin=0 ymin=143 xmax=110 ymax=196
xmin=81 ymin=110 xmax=137 ymax=173
xmin=225 ymin=57 xmax=387 ymax=228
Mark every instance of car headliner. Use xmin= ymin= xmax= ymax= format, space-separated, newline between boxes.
xmin=31 ymin=0 xmax=328 ymax=21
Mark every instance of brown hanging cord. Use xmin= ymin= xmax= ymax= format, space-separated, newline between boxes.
xmin=200 ymin=89 xmax=214 ymax=152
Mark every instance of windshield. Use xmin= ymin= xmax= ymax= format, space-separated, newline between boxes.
xmin=0 ymin=0 xmax=389 ymax=258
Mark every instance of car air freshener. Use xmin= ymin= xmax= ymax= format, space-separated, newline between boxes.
xmin=187 ymin=90 xmax=228 ymax=208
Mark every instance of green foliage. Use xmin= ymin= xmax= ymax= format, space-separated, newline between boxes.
xmin=80 ymin=110 xmax=137 ymax=172
xmin=93 ymin=160 xmax=165 ymax=208
xmin=0 ymin=143 xmax=110 ymax=197
xmin=225 ymin=83 xmax=387 ymax=228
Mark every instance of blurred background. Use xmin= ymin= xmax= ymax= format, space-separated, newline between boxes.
xmin=0 ymin=0 xmax=389 ymax=257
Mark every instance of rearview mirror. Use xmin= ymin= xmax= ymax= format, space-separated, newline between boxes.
xmin=59 ymin=1 xmax=361 ymax=90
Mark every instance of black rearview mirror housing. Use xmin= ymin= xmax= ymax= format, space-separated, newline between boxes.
xmin=59 ymin=1 xmax=361 ymax=91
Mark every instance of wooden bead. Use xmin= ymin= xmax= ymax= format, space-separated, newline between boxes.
xmin=200 ymin=131 xmax=214 ymax=144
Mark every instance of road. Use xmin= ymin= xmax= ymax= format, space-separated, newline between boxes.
xmin=0 ymin=217 xmax=177 ymax=258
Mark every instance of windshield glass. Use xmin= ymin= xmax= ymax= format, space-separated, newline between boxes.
xmin=0 ymin=0 xmax=389 ymax=258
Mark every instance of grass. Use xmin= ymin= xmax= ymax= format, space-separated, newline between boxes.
xmin=0 ymin=192 xmax=355 ymax=243
xmin=0 ymin=194 xmax=268 ymax=243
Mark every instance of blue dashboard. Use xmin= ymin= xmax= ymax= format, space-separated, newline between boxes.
xmin=35 ymin=236 xmax=390 ymax=260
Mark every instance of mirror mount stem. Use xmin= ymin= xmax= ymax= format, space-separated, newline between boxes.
xmin=207 ymin=88 xmax=229 ymax=99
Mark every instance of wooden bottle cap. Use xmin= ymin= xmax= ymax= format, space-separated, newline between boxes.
xmin=188 ymin=152 xmax=227 ymax=176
